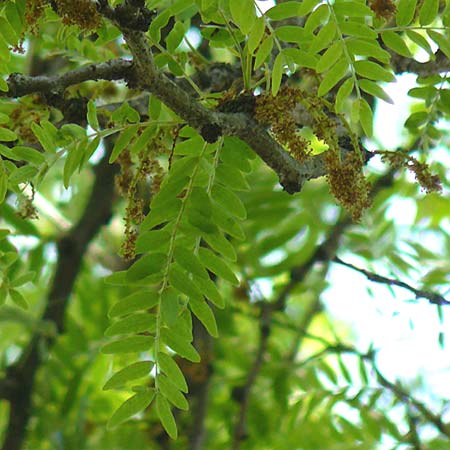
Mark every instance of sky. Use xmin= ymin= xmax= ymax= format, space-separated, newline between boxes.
xmin=323 ymin=75 xmax=450 ymax=403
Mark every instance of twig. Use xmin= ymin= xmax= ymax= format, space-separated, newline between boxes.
xmin=372 ymin=365 xmax=450 ymax=440
xmin=333 ymin=256 xmax=450 ymax=306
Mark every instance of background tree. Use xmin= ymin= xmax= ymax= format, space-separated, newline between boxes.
xmin=0 ymin=0 xmax=449 ymax=449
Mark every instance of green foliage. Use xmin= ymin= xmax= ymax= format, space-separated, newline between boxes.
xmin=0 ymin=0 xmax=448 ymax=449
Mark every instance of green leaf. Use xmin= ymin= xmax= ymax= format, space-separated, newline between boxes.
xmin=211 ymin=185 xmax=246 ymax=220
xmin=359 ymin=79 xmax=394 ymax=104
xmin=87 ymin=100 xmax=99 ymax=130
xmin=275 ymin=26 xmax=311 ymax=44
xmin=354 ymin=60 xmax=395 ymax=82
xmin=0 ymin=167 xmax=10 ymax=200
xmin=63 ymin=141 xmax=85 ymax=188
xmin=427 ymin=30 xmax=450 ymax=59
xmin=211 ymin=202 xmax=246 ymax=240
xmin=337 ymin=355 xmax=352 ymax=383
xmin=9 ymin=289 xmax=28 ymax=309
xmin=9 ymin=146 xmax=45 ymax=165
xmin=404 ymin=111 xmax=429 ymax=129
xmin=297 ymin=0 xmax=323 ymax=15
xmin=0 ymin=33 xmax=10 ymax=61
xmin=82 ymin=136 xmax=101 ymax=166
xmin=157 ymin=374 xmax=189 ymax=410
xmin=202 ymin=230 xmax=237 ymax=261
xmin=127 ymin=253 xmax=167 ymax=282
xmin=129 ymin=125 xmax=157 ymax=155
xmin=335 ymin=78 xmax=354 ymax=113
xmin=0 ymin=127 xmax=17 ymax=142
xmin=229 ymin=0 xmax=256 ymax=34
xmin=103 ymin=361 xmax=154 ymax=390
xmin=187 ymin=188 xmax=217 ymax=233
xmin=108 ymin=289 xmax=159 ymax=318
xmin=318 ymin=59 xmax=348 ymax=96
xmin=408 ymin=86 xmax=437 ymax=99
xmin=135 ymin=229 xmax=171 ymax=254
xmin=149 ymin=9 xmax=172 ymax=43
xmin=193 ymin=275 xmax=225 ymax=309
xmin=340 ymin=21 xmax=377 ymax=39
xmin=316 ymin=41 xmax=343 ymax=73
xmin=215 ymin=162 xmax=250 ymax=191
xmin=346 ymin=38 xmax=390 ymax=63
xmin=157 ymin=352 xmax=188 ymax=392
xmin=104 ymin=313 xmax=156 ymax=336
xmin=266 ymin=2 xmax=307 ymax=20
xmin=198 ymin=247 xmax=239 ymax=285
xmin=142 ymin=198 xmax=182 ymax=230
xmin=169 ymin=263 xmax=204 ymax=300
xmin=310 ymin=21 xmax=336 ymax=53
xmin=381 ymin=31 xmax=412 ymax=57
xmin=189 ymin=295 xmax=218 ymax=337
xmin=0 ymin=16 xmax=18 ymax=46
xmin=156 ymin=393 xmax=178 ymax=439
xmin=406 ymin=30 xmax=434 ymax=56
xmin=396 ymin=0 xmax=417 ymax=26
xmin=333 ymin=1 xmax=373 ymax=17
xmin=271 ymin=52 xmax=284 ymax=97
xmin=173 ymin=247 xmax=208 ymax=279
xmin=166 ymin=21 xmax=186 ymax=52
xmin=109 ymin=124 xmax=139 ymax=163
xmin=101 ymin=335 xmax=155 ymax=354
xmin=10 ymin=271 xmax=35 ymax=287
xmin=174 ymin=135 xmax=204 ymax=155
xmin=254 ymin=37 xmax=274 ymax=70
xmin=419 ymin=0 xmax=439 ymax=25
xmin=358 ymin=358 xmax=369 ymax=385
xmin=247 ymin=17 xmax=265 ymax=54
xmin=161 ymin=328 xmax=200 ymax=362
xmin=151 ymin=172 xmax=192 ymax=210
xmin=358 ymin=97 xmax=373 ymax=137
xmin=161 ymin=287 xmax=180 ymax=327
xmin=282 ymin=48 xmax=318 ymax=70
xmin=304 ymin=4 xmax=329 ymax=33
xmin=107 ymin=390 xmax=155 ymax=429
xmin=8 ymin=165 xmax=38 ymax=185
xmin=31 ymin=121 xmax=56 ymax=153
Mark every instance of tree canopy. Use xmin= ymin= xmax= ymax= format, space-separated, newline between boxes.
xmin=0 ymin=0 xmax=449 ymax=449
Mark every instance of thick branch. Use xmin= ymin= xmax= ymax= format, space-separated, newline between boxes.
xmin=391 ymin=50 xmax=450 ymax=77
xmin=4 ymin=58 xmax=133 ymax=98
xmin=121 ymin=29 xmax=367 ymax=193
xmin=1 ymin=153 xmax=118 ymax=450
xmin=333 ymin=256 xmax=450 ymax=306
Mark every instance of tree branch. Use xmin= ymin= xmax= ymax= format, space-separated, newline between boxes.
xmin=372 ymin=363 xmax=450 ymax=440
xmin=4 ymin=58 xmax=133 ymax=98
xmin=296 ymin=341 xmax=450 ymax=441
xmin=391 ymin=50 xmax=450 ymax=77
xmin=0 ymin=151 xmax=118 ymax=450
xmin=333 ymin=256 xmax=450 ymax=306
xmin=120 ymin=28 xmax=370 ymax=193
